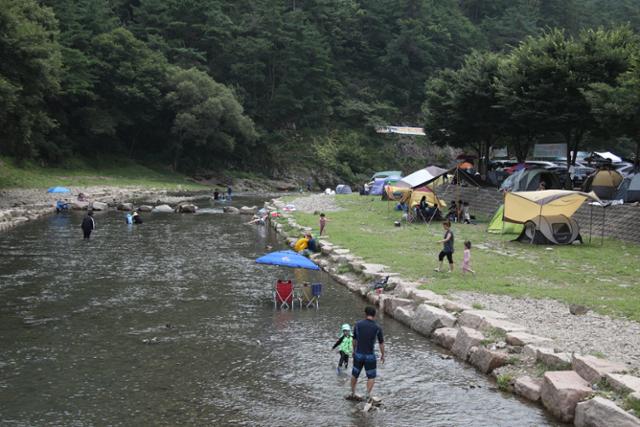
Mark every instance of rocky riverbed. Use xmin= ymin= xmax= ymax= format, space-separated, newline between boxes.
xmin=288 ymin=193 xmax=343 ymax=213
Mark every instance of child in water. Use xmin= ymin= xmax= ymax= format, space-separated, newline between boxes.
xmin=332 ymin=324 xmax=353 ymax=374
xmin=462 ymin=240 xmax=475 ymax=275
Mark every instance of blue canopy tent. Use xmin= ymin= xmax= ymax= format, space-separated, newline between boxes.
xmin=47 ymin=186 xmax=71 ymax=193
xmin=256 ymin=250 xmax=320 ymax=270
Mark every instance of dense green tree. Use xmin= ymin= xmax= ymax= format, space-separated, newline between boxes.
xmin=165 ymin=67 xmax=257 ymax=170
xmin=0 ymin=0 xmax=62 ymax=160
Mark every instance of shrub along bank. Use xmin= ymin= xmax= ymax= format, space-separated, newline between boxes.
xmin=288 ymin=194 xmax=640 ymax=322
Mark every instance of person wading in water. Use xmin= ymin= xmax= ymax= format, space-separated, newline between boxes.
xmin=350 ymin=306 xmax=385 ymax=402
xmin=81 ymin=211 xmax=96 ymax=240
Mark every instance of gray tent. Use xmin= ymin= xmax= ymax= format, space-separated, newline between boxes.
xmin=500 ymin=168 xmax=561 ymax=192
xmin=615 ymin=173 xmax=640 ymax=203
xmin=335 ymin=184 xmax=352 ymax=195
xmin=515 ymin=214 xmax=581 ymax=245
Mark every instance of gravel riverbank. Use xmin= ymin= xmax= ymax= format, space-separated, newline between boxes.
xmin=452 ymin=291 xmax=640 ymax=370
xmin=288 ymin=193 xmax=342 ymax=213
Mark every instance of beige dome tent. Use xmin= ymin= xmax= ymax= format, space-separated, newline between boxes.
xmin=582 ymin=169 xmax=623 ymax=199
xmin=504 ymin=190 xmax=601 ymax=245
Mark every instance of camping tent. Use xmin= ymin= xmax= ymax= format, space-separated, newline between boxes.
xmin=487 ymin=205 xmax=524 ymax=234
xmin=371 ymin=170 xmax=402 ymax=181
xmin=500 ymin=168 xmax=561 ymax=192
xmin=370 ymin=178 xmax=386 ymax=195
xmin=504 ymin=190 xmax=600 ymax=224
xmin=335 ymin=185 xmax=352 ymax=195
xmin=383 ymin=185 xmax=412 ymax=202
xmin=383 ymin=176 xmax=402 ymax=186
xmin=409 ymin=187 xmax=446 ymax=209
xmin=397 ymin=166 xmax=448 ymax=189
xmin=515 ymin=214 xmax=581 ymax=245
xmin=582 ymin=169 xmax=623 ymax=199
xmin=593 ymin=151 xmax=623 ymax=163
xmin=615 ymin=173 xmax=640 ymax=203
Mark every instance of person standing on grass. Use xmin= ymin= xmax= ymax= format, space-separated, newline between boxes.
xmin=350 ymin=306 xmax=384 ymax=402
xmin=434 ymin=220 xmax=454 ymax=273
xmin=319 ymin=213 xmax=329 ymax=235
xmin=81 ymin=211 xmax=96 ymax=240
xmin=462 ymin=240 xmax=475 ymax=275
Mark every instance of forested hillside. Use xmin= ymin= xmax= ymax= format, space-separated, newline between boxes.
xmin=1 ymin=0 xmax=640 ymax=183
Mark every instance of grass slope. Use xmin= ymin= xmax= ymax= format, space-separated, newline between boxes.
xmin=289 ymin=195 xmax=640 ymax=321
xmin=0 ymin=156 xmax=206 ymax=190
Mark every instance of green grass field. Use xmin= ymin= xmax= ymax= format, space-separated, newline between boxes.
xmin=288 ymin=195 xmax=640 ymax=321
xmin=0 ymin=156 xmax=206 ymax=190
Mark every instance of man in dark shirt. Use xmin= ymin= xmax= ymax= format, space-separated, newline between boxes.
xmin=350 ymin=306 xmax=385 ymax=400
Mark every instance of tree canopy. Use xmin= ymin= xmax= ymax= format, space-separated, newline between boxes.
xmin=2 ymin=0 xmax=640 ymax=178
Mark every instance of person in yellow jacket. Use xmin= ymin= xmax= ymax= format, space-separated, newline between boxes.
xmin=293 ymin=234 xmax=309 ymax=253
xmin=332 ymin=324 xmax=353 ymax=374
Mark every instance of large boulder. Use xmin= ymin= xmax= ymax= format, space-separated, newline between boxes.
xmin=223 ymin=206 xmax=240 ymax=214
xmin=383 ymin=297 xmax=413 ymax=316
xmin=506 ymin=332 xmax=553 ymax=347
xmin=90 ymin=201 xmax=108 ymax=211
xmin=540 ymin=371 xmax=592 ymax=422
xmin=458 ymin=310 xmax=508 ymax=329
xmin=410 ymin=304 xmax=457 ymax=337
xmin=514 ymin=376 xmax=542 ymax=402
xmin=536 ymin=347 xmax=572 ymax=370
xmin=605 ymin=374 xmax=640 ymax=394
xmin=393 ymin=306 xmax=415 ymax=327
xmin=117 ymin=202 xmax=133 ymax=211
xmin=176 ymin=203 xmax=197 ymax=213
xmin=572 ymin=355 xmax=627 ymax=384
xmin=137 ymin=205 xmax=153 ymax=212
xmin=239 ymin=205 xmax=258 ymax=215
xmin=70 ymin=201 xmax=90 ymax=210
xmin=451 ymin=327 xmax=485 ymax=361
xmin=432 ymin=328 xmax=458 ymax=350
xmin=574 ymin=397 xmax=640 ymax=427
xmin=478 ymin=317 xmax=527 ymax=334
xmin=469 ymin=347 xmax=509 ymax=374
xmin=152 ymin=204 xmax=174 ymax=213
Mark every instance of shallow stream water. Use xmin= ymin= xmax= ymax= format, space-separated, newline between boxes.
xmin=0 ymin=197 xmax=559 ymax=426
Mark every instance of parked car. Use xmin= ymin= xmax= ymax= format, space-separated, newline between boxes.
xmin=614 ymin=163 xmax=634 ymax=177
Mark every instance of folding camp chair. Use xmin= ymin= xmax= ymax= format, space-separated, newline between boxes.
xmin=274 ymin=280 xmax=295 ymax=309
xmin=298 ymin=283 xmax=322 ymax=309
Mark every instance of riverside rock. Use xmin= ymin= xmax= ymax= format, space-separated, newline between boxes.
xmin=90 ymin=201 xmax=108 ymax=211
xmin=572 ymin=355 xmax=627 ymax=384
xmin=514 ymin=376 xmax=542 ymax=402
xmin=432 ymin=328 xmax=458 ymax=350
xmin=540 ymin=371 xmax=592 ymax=422
xmin=137 ymin=205 xmax=153 ymax=212
xmin=117 ymin=202 xmax=133 ymax=211
xmin=223 ymin=206 xmax=240 ymax=214
xmin=393 ymin=306 xmax=415 ymax=327
xmin=574 ymin=397 xmax=640 ymax=427
xmin=506 ymin=332 xmax=553 ymax=347
xmin=410 ymin=304 xmax=456 ymax=337
xmin=536 ymin=347 xmax=572 ymax=369
xmin=605 ymin=373 xmax=640 ymax=394
xmin=469 ymin=347 xmax=509 ymax=374
xmin=152 ymin=204 xmax=174 ymax=213
xmin=70 ymin=201 xmax=90 ymax=210
xmin=175 ymin=203 xmax=197 ymax=213
xmin=452 ymin=327 xmax=485 ymax=361
xmin=239 ymin=206 xmax=258 ymax=215
xmin=458 ymin=310 xmax=508 ymax=329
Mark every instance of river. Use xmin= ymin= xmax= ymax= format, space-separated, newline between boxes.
xmin=0 ymin=197 xmax=559 ymax=426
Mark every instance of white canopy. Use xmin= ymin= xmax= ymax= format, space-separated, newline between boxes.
xmin=594 ymin=151 xmax=623 ymax=163
xmin=396 ymin=166 xmax=448 ymax=189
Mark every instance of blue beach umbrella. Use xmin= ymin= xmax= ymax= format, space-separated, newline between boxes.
xmin=256 ymin=250 xmax=320 ymax=270
xmin=47 ymin=186 xmax=71 ymax=193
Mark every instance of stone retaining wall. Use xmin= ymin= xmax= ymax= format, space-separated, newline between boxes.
xmin=435 ymin=184 xmax=640 ymax=243
xmin=268 ymin=196 xmax=640 ymax=426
